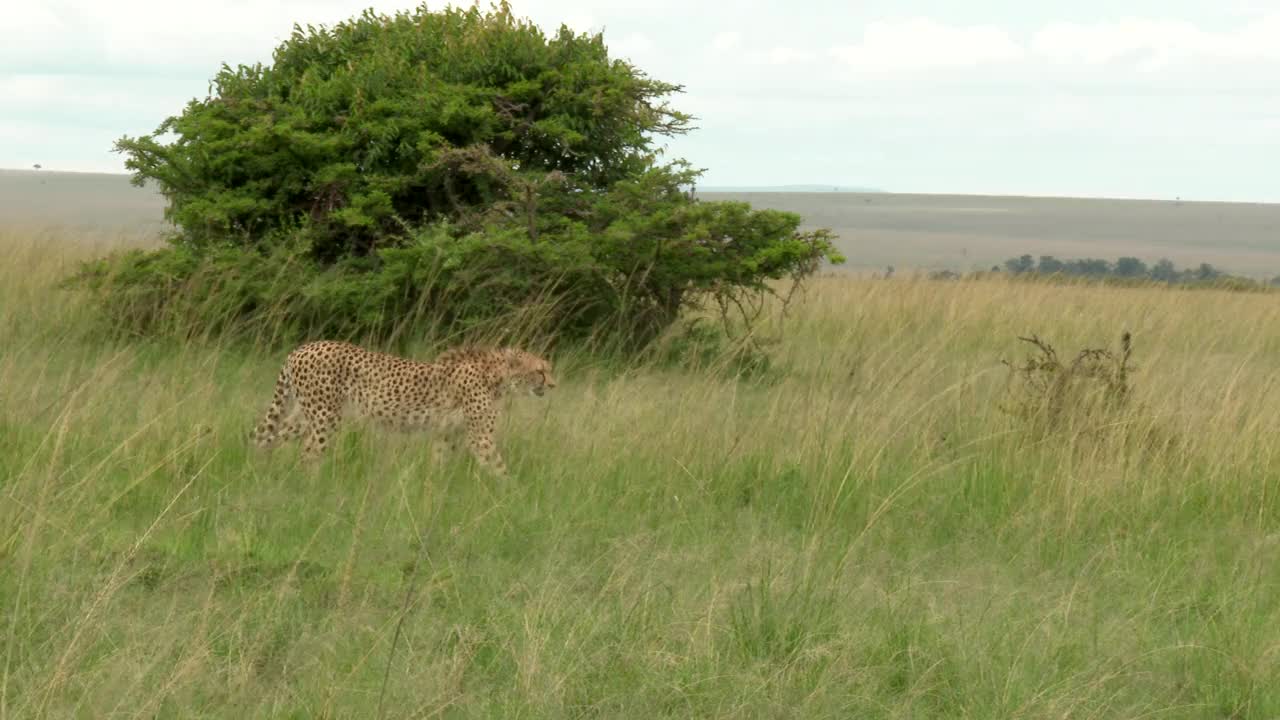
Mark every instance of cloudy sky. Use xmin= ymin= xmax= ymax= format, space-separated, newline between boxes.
xmin=3 ymin=0 xmax=1278 ymax=202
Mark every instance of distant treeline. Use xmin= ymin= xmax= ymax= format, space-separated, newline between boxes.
xmin=924 ymin=254 xmax=1279 ymax=291
xmin=1000 ymin=254 xmax=1229 ymax=283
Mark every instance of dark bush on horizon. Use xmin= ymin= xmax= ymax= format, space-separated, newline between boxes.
xmin=991 ymin=254 xmax=1275 ymax=289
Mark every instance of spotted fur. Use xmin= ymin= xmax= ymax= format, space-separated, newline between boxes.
xmin=249 ymin=340 xmax=555 ymax=475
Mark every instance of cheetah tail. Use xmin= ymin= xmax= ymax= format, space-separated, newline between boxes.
xmin=249 ymin=365 xmax=295 ymax=448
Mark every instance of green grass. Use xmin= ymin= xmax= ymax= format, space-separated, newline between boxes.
xmin=5 ymin=227 xmax=1280 ymax=717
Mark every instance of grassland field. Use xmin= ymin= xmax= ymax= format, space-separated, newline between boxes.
xmin=4 ymin=174 xmax=1280 ymax=717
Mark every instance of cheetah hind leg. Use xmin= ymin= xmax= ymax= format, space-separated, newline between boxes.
xmin=430 ymin=427 xmax=463 ymax=466
xmin=273 ymin=403 xmax=310 ymax=447
xmin=300 ymin=402 xmax=342 ymax=460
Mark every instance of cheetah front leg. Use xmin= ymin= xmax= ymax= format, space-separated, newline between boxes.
xmin=464 ymin=407 xmax=508 ymax=478
xmin=420 ymin=410 xmax=462 ymax=466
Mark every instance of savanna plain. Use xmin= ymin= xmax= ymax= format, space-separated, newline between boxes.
xmin=5 ymin=173 xmax=1280 ymax=718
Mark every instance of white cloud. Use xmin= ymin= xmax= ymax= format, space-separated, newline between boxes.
xmin=9 ymin=4 xmax=63 ymax=31
xmin=0 ymin=73 xmax=180 ymax=116
xmin=0 ymin=75 xmax=64 ymax=104
xmin=5 ymin=74 xmax=116 ymax=108
xmin=828 ymin=18 xmax=1024 ymax=72
xmin=609 ymin=31 xmax=655 ymax=61
xmin=1030 ymin=13 xmax=1280 ymax=70
xmin=558 ymin=12 xmax=599 ymax=34
xmin=0 ymin=0 xmax=416 ymax=71
xmin=765 ymin=46 xmax=818 ymax=65
xmin=705 ymin=37 xmax=817 ymax=66
xmin=710 ymin=31 xmax=741 ymax=53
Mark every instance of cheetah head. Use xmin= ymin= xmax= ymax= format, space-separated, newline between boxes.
xmin=504 ymin=349 xmax=556 ymax=397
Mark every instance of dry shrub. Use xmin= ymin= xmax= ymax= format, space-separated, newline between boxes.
xmin=1000 ymin=331 xmax=1135 ymax=436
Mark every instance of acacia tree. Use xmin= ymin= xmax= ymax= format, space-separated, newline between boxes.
xmin=88 ymin=2 xmax=841 ymax=347
xmin=1114 ymin=257 xmax=1147 ymax=278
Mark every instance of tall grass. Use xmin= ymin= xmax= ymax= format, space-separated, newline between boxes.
xmin=4 ymin=226 xmax=1280 ymax=717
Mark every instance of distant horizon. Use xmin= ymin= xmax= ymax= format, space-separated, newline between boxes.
xmin=6 ymin=166 xmax=1275 ymax=207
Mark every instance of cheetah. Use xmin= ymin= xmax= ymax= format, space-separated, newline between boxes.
xmin=249 ymin=340 xmax=555 ymax=475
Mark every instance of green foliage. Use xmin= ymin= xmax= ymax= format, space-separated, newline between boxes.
xmin=74 ymin=167 xmax=840 ymax=349
xmin=91 ymin=1 xmax=841 ymax=348
xmin=1003 ymin=254 xmax=1035 ymax=274
xmin=115 ymin=2 xmax=687 ymax=256
xmin=71 ymin=224 xmax=599 ymax=346
xmin=647 ymin=318 xmax=775 ymax=379
xmin=1113 ymin=256 xmax=1147 ymax=277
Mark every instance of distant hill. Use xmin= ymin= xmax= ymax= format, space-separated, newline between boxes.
xmin=0 ymin=168 xmax=168 ymax=233
xmin=8 ymin=167 xmax=1280 ymax=279
xmin=684 ymin=190 xmax=1280 ymax=279
xmin=698 ymin=184 xmax=884 ymax=193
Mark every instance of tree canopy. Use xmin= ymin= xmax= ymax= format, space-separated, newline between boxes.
xmin=88 ymin=1 xmax=841 ymax=349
